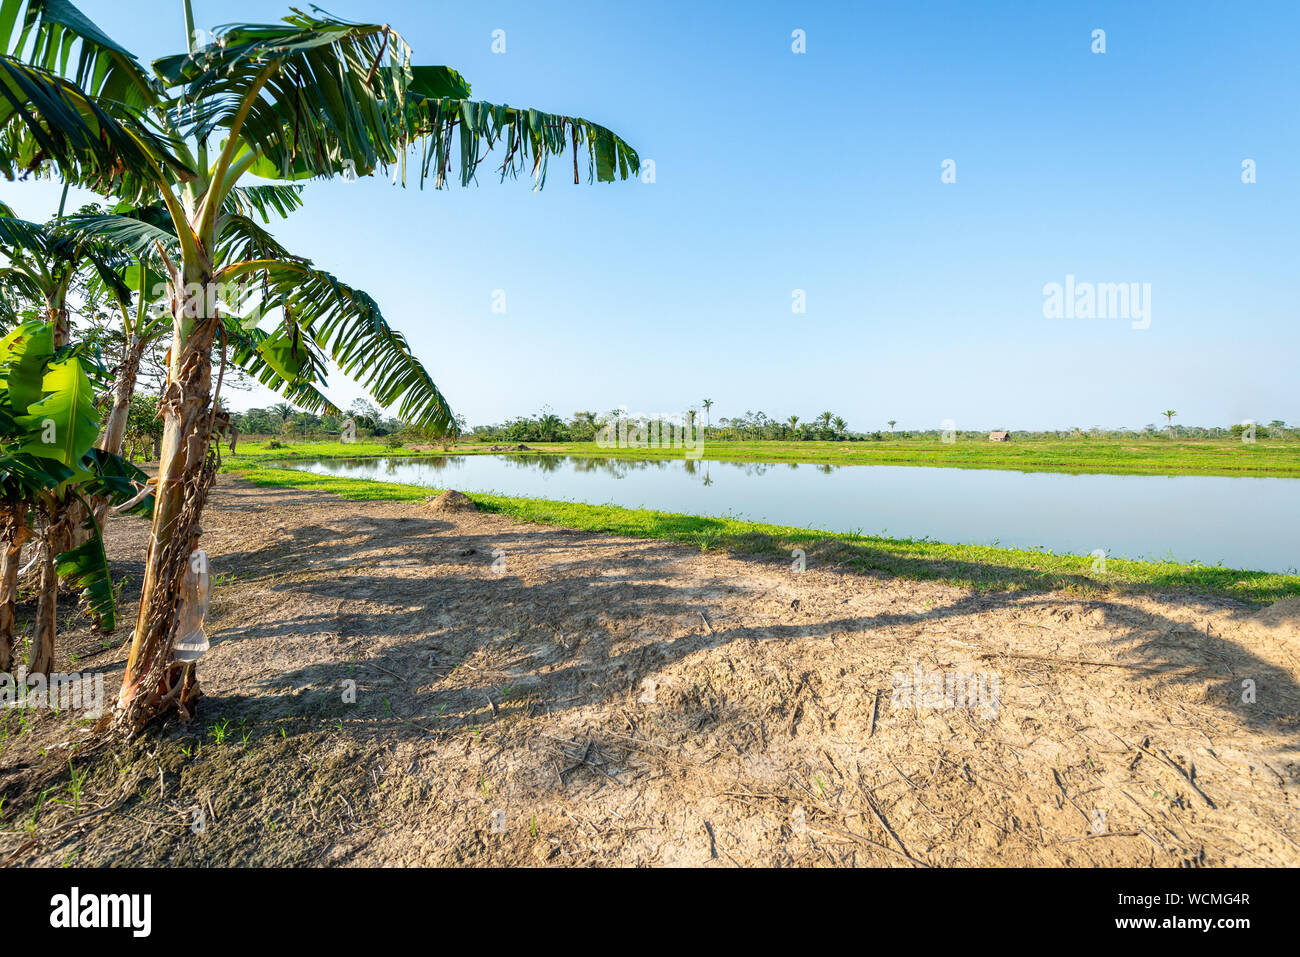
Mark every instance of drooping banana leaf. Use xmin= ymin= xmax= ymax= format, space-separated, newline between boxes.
xmin=0 ymin=448 xmax=71 ymax=498
xmin=0 ymin=53 xmax=189 ymax=198
xmin=403 ymin=96 xmax=640 ymax=189
xmin=253 ymin=325 xmax=309 ymax=382
xmin=5 ymin=0 xmax=159 ymax=113
xmin=215 ymin=258 xmax=453 ymax=431
xmin=53 ymin=494 xmax=114 ymax=630
xmin=225 ymin=184 xmax=304 ymax=222
xmin=81 ymin=446 xmax=152 ymax=516
xmin=55 ymin=211 xmax=179 ymax=260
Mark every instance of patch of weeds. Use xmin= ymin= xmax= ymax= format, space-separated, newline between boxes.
xmin=61 ymin=760 xmax=88 ymax=814
xmin=27 ymin=786 xmax=54 ymax=837
xmin=209 ymin=719 xmax=233 ymax=746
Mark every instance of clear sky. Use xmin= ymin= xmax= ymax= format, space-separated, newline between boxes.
xmin=3 ymin=0 xmax=1297 ymax=431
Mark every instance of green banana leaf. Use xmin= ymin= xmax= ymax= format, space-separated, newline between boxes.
xmin=254 ymin=326 xmax=309 ymax=381
xmin=15 ymin=354 xmax=99 ymax=466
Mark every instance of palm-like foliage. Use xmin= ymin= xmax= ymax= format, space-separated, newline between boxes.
xmin=0 ymin=53 xmax=189 ymax=195
xmin=0 ymin=199 xmax=132 ymax=336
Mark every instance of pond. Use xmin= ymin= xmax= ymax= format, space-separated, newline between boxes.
xmin=270 ymin=454 xmax=1300 ymax=574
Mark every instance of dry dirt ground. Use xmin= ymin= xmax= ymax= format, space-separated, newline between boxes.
xmin=1 ymin=476 xmax=1298 ymax=867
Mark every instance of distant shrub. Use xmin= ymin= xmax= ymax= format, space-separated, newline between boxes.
xmin=385 ymin=434 xmax=404 ymax=448
xmin=266 ymin=439 xmax=284 ymax=449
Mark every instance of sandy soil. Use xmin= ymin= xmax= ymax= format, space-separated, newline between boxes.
xmin=1 ymin=476 xmax=1298 ymax=867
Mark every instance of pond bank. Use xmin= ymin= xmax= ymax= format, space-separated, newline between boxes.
xmin=226 ymin=462 xmax=1300 ymax=605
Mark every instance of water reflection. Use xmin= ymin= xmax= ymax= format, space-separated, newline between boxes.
xmin=266 ymin=454 xmax=1299 ymax=573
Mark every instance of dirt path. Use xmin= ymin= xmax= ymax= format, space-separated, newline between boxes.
xmin=2 ymin=477 xmax=1298 ymax=866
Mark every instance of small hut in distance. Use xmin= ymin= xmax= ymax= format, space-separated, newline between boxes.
xmin=988 ymin=430 xmax=1011 ymax=442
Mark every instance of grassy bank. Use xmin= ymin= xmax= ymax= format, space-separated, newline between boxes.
xmin=222 ymin=461 xmax=1300 ymax=605
xmin=227 ymin=436 xmax=1300 ymax=478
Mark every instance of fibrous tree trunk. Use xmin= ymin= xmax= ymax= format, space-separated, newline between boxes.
xmin=26 ymin=305 xmax=75 ymax=677
xmin=0 ymin=508 xmax=29 ymax=673
xmin=100 ymin=335 xmax=146 ymax=458
xmin=85 ymin=334 xmax=149 ymax=533
xmin=115 ymin=263 xmax=218 ymax=733
xmin=28 ymin=505 xmax=71 ymax=677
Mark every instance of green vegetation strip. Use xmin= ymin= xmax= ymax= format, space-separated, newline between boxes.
xmin=228 ymin=436 xmax=1300 ymax=478
xmin=223 ymin=462 xmax=1300 ymax=606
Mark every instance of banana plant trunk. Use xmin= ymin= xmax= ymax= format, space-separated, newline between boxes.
xmin=26 ymin=304 xmax=74 ymax=677
xmin=86 ymin=335 xmax=149 ymax=532
xmin=115 ymin=250 xmax=217 ymax=733
xmin=27 ymin=504 xmax=70 ymax=676
xmin=100 ymin=335 xmax=146 ymax=458
xmin=0 ymin=508 xmax=29 ymax=673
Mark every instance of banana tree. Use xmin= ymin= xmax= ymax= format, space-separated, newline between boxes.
xmin=0 ymin=199 xmax=135 ymax=650
xmin=4 ymin=0 xmax=639 ymax=734
xmin=0 ymin=318 xmax=153 ymax=675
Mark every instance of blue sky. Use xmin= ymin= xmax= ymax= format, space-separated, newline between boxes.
xmin=4 ymin=0 xmax=1297 ymax=431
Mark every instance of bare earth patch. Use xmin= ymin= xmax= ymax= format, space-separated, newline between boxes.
xmin=1 ymin=476 xmax=1297 ymax=867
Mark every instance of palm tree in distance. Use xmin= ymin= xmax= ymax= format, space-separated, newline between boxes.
xmin=701 ymin=398 xmax=713 ymax=429
xmin=888 ymin=420 xmax=896 ymax=432
xmin=1161 ymin=410 xmax=1178 ymax=433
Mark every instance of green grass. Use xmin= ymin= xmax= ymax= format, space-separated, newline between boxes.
xmin=227 ymin=436 xmax=1300 ymax=478
xmin=221 ymin=461 xmax=1300 ymax=606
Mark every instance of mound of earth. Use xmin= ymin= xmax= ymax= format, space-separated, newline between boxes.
xmin=1241 ymin=597 xmax=1300 ymax=641
xmin=488 ymin=444 xmax=532 ymax=451
xmin=424 ymin=490 xmax=477 ymax=512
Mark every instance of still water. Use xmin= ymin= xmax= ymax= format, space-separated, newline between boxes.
xmin=272 ymin=454 xmax=1300 ymax=573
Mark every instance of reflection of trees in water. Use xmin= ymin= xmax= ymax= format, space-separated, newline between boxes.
xmin=300 ymin=456 xmax=461 ymax=478
xmin=563 ymin=456 xmax=672 ymax=479
xmin=506 ymin=454 xmax=564 ymax=473
xmin=383 ymin=455 xmax=454 ymax=475
xmin=302 ymin=452 xmax=835 ymax=489
xmin=683 ymin=458 xmax=715 ymax=486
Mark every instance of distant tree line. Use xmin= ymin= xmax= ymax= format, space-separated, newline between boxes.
xmin=215 ymin=398 xmax=1296 ymax=447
